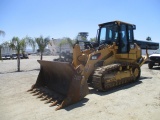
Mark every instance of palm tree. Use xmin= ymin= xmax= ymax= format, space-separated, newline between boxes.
xmin=35 ymin=36 xmax=50 ymax=60
xmin=9 ymin=37 xmax=27 ymax=72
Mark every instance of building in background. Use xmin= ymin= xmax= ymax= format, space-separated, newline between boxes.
xmin=48 ymin=38 xmax=73 ymax=55
xmin=1 ymin=46 xmax=16 ymax=55
xmin=1 ymin=38 xmax=73 ymax=56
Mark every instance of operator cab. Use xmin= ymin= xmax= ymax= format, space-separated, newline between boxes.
xmin=98 ymin=21 xmax=136 ymax=53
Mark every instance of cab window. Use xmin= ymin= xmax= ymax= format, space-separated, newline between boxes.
xmin=120 ymin=24 xmax=128 ymax=53
xmin=128 ymin=25 xmax=133 ymax=42
xmin=99 ymin=24 xmax=118 ymax=45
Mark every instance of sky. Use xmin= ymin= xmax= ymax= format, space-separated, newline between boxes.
xmin=0 ymin=0 xmax=160 ymax=43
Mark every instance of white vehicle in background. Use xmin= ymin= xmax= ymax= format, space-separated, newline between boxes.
xmin=23 ymin=53 xmax=29 ymax=59
xmin=12 ymin=54 xmax=17 ymax=59
xmin=5 ymin=54 xmax=11 ymax=60
xmin=148 ymin=49 xmax=160 ymax=69
xmin=1 ymin=54 xmax=6 ymax=60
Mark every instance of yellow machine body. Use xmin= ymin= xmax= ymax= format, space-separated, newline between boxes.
xmin=28 ymin=21 xmax=148 ymax=110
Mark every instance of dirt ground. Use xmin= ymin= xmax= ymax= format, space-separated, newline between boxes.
xmin=0 ymin=55 xmax=160 ymax=120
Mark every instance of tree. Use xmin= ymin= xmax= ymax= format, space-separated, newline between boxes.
xmin=0 ymin=44 xmax=3 ymax=60
xmin=58 ymin=38 xmax=69 ymax=59
xmin=34 ymin=36 xmax=50 ymax=60
xmin=65 ymin=37 xmax=75 ymax=47
xmin=9 ymin=37 xmax=28 ymax=72
xmin=0 ymin=30 xmax=5 ymax=37
xmin=0 ymin=41 xmax=9 ymax=60
xmin=146 ymin=36 xmax=151 ymax=41
xmin=90 ymin=37 xmax=96 ymax=42
xmin=77 ymin=32 xmax=88 ymax=41
xmin=58 ymin=37 xmax=74 ymax=59
xmin=0 ymin=30 xmax=5 ymax=60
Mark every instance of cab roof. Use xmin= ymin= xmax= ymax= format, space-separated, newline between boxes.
xmin=98 ymin=20 xmax=135 ymax=27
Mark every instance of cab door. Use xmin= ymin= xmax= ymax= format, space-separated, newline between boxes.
xmin=119 ymin=24 xmax=128 ymax=53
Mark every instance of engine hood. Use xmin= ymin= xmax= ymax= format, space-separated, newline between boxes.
xmin=149 ymin=54 xmax=160 ymax=57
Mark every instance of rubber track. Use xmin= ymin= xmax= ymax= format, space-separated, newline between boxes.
xmin=92 ymin=64 xmax=121 ymax=91
xmin=92 ymin=62 xmax=139 ymax=91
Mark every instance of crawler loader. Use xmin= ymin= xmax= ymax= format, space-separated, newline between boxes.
xmin=28 ymin=21 xmax=149 ymax=110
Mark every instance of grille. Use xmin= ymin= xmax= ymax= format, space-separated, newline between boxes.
xmin=150 ymin=56 xmax=160 ymax=62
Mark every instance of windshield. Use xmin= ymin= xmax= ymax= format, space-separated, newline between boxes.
xmin=154 ymin=49 xmax=160 ymax=54
xmin=99 ymin=24 xmax=118 ymax=45
xmin=12 ymin=54 xmax=17 ymax=56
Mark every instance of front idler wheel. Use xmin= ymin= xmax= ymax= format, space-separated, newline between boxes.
xmin=133 ymin=66 xmax=141 ymax=81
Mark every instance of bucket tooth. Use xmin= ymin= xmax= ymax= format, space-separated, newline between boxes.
xmin=33 ymin=91 xmax=41 ymax=96
xmin=28 ymin=60 xmax=89 ymax=110
xmin=30 ymin=89 xmax=38 ymax=93
xmin=55 ymin=105 xmax=63 ymax=111
xmin=27 ymin=88 xmax=34 ymax=92
xmin=44 ymin=98 xmax=53 ymax=104
xmin=40 ymin=95 xmax=48 ymax=101
xmin=37 ymin=93 xmax=44 ymax=98
xmin=30 ymin=89 xmax=36 ymax=93
xmin=49 ymin=100 xmax=58 ymax=107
